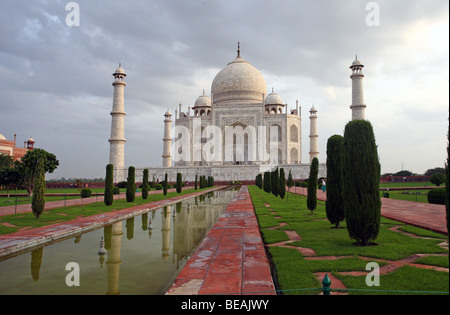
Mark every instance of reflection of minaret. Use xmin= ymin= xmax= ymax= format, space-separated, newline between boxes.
xmin=106 ymin=222 xmax=123 ymax=295
xmin=161 ymin=206 xmax=171 ymax=262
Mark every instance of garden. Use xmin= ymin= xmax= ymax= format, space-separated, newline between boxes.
xmin=248 ymin=185 xmax=449 ymax=295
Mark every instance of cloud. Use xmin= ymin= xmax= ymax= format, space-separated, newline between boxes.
xmin=0 ymin=0 xmax=448 ymax=178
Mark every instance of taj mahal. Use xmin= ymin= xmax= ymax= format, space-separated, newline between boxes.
xmin=108 ymin=44 xmax=367 ymax=183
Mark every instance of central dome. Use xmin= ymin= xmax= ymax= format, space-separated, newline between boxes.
xmin=211 ymin=51 xmax=266 ymax=105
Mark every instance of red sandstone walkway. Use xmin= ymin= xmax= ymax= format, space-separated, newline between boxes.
xmin=166 ymin=186 xmax=276 ymax=295
xmin=289 ymin=186 xmax=448 ymax=236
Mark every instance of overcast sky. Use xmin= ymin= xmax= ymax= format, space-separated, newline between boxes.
xmin=0 ymin=0 xmax=448 ymax=179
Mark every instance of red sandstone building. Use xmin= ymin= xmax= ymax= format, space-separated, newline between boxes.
xmin=0 ymin=133 xmax=35 ymax=162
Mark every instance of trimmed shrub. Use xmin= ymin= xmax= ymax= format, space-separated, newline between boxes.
xmin=326 ymin=135 xmax=345 ymax=228
xmin=126 ymin=166 xmax=136 ymax=202
xmin=428 ymin=188 xmax=446 ymax=205
xmin=271 ymin=167 xmax=279 ymax=197
xmin=307 ymin=158 xmax=318 ymax=214
xmin=264 ymin=171 xmax=271 ymax=193
xmin=113 ymin=187 xmax=120 ymax=195
xmin=142 ymin=169 xmax=149 ymax=199
xmin=279 ymin=168 xmax=286 ymax=199
xmin=176 ymin=173 xmax=182 ymax=193
xmin=32 ymin=158 xmax=45 ymax=219
xmin=342 ymin=120 xmax=381 ymax=245
xmin=430 ymin=173 xmax=445 ymax=187
xmin=155 ymin=184 xmax=163 ymax=190
xmin=163 ymin=173 xmax=168 ymax=195
xmin=80 ymin=188 xmax=92 ymax=198
xmin=104 ymin=164 xmax=114 ymax=206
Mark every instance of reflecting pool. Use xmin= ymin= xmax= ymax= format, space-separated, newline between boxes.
xmin=0 ymin=189 xmax=237 ymax=295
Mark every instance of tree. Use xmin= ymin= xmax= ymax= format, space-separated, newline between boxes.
xmin=104 ymin=164 xmax=114 ymax=206
xmin=271 ymin=167 xmax=279 ymax=197
xmin=326 ymin=135 xmax=345 ymax=228
xmin=342 ymin=120 xmax=381 ymax=246
xmin=126 ymin=166 xmax=136 ymax=202
xmin=286 ymin=170 xmax=294 ymax=195
xmin=0 ymin=168 xmax=20 ymax=197
xmin=17 ymin=148 xmax=59 ymax=196
xmin=307 ymin=158 xmax=319 ymax=214
xmin=163 ymin=173 xmax=168 ymax=195
xmin=430 ymin=173 xmax=445 ymax=186
xmin=176 ymin=173 xmax=182 ymax=193
xmin=195 ymin=174 xmax=198 ymax=190
xmin=446 ymin=124 xmax=449 ymax=248
xmin=31 ymin=158 xmax=45 ymax=219
xmin=278 ymin=168 xmax=286 ymax=200
xmin=263 ymin=171 xmax=271 ymax=193
xmin=425 ymin=167 xmax=445 ymax=176
xmin=142 ymin=169 xmax=149 ymax=199
xmin=255 ymin=174 xmax=263 ymax=189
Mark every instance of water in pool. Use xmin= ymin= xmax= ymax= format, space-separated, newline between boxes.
xmin=0 ymin=189 xmax=237 ymax=295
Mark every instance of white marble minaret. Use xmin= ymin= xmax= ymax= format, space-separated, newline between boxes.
xmin=350 ymin=56 xmax=366 ymax=120
xmin=162 ymin=109 xmax=172 ymax=167
xmin=309 ymin=105 xmax=319 ymax=163
xmin=109 ymin=64 xmax=126 ymax=178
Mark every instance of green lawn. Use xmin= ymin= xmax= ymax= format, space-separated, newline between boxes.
xmin=382 ymin=190 xmax=431 ymax=203
xmin=248 ymin=185 xmax=448 ymax=295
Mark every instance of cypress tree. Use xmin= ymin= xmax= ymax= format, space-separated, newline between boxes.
xmin=287 ymin=170 xmax=294 ymax=194
xmin=307 ymin=158 xmax=318 ymax=214
xmin=445 ymin=125 xmax=449 ymax=246
xmin=326 ymin=135 xmax=345 ymax=228
xmin=176 ymin=173 xmax=182 ymax=193
xmin=163 ymin=173 xmax=168 ymax=195
xmin=271 ymin=167 xmax=279 ymax=196
xmin=279 ymin=168 xmax=286 ymax=199
xmin=32 ymin=158 xmax=45 ymax=219
xmin=142 ymin=169 xmax=149 ymax=199
xmin=263 ymin=171 xmax=271 ymax=193
xmin=104 ymin=164 xmax=114 ymax=206
xmin=195 ymin=174 xmax=198 ymax=190
xmin=126 ymin=166 xmax=136 ymax=202
xmin=342 ymin=120 xmax=381 ymax=246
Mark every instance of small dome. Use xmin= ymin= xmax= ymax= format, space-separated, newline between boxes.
xmin=351 ymin=55 xmax=363 ymax=67
xmin=113 ymin=64 xmax=126 ymax=76
xmin=265 ymin=90 xmax=283 ymax=105
xmin=27 ymin=137 xmax=35 ymax=143
xmin=194 ymin=91 xmax=211 ymax=108
xmin=0 ymin=134 xmax=6 ymax=141
xmin=164 ymin=109 xmax=172 ymax=116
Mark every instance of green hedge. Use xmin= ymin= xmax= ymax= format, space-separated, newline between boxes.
xmin=427 ymin=188 xmax=446 ymax=205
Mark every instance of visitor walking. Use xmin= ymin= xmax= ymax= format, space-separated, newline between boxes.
xmin=321 ymin=179 xmax=326 ymax=193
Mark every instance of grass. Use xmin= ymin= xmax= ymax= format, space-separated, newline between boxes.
xmin=382 ymin=190 xmax=431 ymax=203
xmin=0 ymin=187 xmax=214 ymax=236
xmin=248 ymin=185 xmax=449 ymax=295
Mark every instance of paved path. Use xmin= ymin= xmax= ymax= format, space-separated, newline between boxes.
xmin=289 ymin=187 xmax=448 ymax=236
xmin=0 ymin=186 xmax=221 ymax=258
xmin=0 ymin=187 xmax=194 ymax=217
xmin=166 ymin=186 xmax=276 ymax=295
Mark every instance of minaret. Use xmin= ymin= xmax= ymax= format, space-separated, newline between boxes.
xmin=162 ymin=109 xmax=172 ymax=167
xmin=309 ymin=105 xmax=319 ymax=163
xmin=350 ymin=55 xmax=366 ymax=120
xmin=109 ymin=64 xmax=127 ymax=180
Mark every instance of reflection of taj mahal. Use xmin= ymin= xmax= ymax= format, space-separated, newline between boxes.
xmin=109 ymin=44 xmax=366 ymax=183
